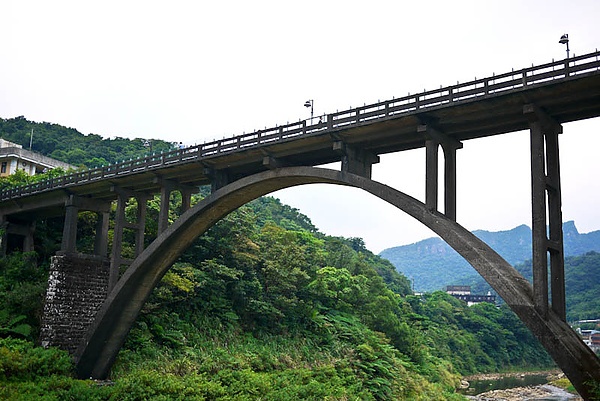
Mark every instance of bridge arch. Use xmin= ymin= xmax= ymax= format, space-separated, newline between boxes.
xmin=74 ymin=166 xmax=600 ymax=397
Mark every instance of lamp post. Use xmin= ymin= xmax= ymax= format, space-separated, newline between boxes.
xmin=559 ymin=34 xmax=570 ymax=59
xmin=304 ymin=99 xmax=314 ymax=125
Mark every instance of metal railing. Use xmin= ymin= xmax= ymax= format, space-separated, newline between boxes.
xmin=1 ymin=50 xmax=599 ymax=202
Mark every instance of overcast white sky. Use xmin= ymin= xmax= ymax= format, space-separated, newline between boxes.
xmin=1 ymin=1 xmax=599 ymax=253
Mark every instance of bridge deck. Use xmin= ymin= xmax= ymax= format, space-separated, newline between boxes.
xmin=2 ymin=51 xmax=600 ymax=218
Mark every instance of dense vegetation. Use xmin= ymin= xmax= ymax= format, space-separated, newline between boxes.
xmin=380 ymin=221 xmax=600 ymax=292
xmin=0 ymin=116 xmax=175 ymax=168
xmin=0 ymin=194 xmax=554 ymax=399
xmin=0 ymin=117 xmax=558 ymax=399
xmin=459 ymin=251 xmax=600 ymax=323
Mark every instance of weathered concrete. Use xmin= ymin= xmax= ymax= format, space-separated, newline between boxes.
xmin=40 ymin=253 xmax=110 ymax=355
xmin=73 ymin=167 xmax=600 ymax=399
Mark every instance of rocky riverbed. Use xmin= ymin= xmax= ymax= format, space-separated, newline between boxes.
xmin=465 ymin=384 xmax=581 ymax=400
xmin=462 ymin=370 xmax=582 ymax=401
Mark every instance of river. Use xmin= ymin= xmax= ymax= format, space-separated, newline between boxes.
xmin=460 ymin=371 xmax=582 ymax=401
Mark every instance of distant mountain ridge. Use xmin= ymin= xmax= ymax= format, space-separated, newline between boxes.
xmin=379 ymin=221 xmax=600 ymax=292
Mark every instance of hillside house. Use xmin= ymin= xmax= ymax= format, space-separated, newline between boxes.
xmin=0 ymin=139 xmax=74 ymax=177
xmin=445 ymin=285 xmax=496 ymax=306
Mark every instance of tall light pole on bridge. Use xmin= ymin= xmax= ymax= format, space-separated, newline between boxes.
xmin=304 ymin=99 xmax=314 ymax=125
xmin=559 ymin=34 xmax=570 ymax=59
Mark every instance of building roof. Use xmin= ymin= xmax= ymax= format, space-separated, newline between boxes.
xmin=0 ymin=145 xmax=75 ymax=170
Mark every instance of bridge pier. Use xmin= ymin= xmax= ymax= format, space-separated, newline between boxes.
xmin=525 ymin=104 xmax=566 ymax=320
xmin=420 ymin=124 xmax=462 ymax=220
xmin=0 ymin=218 xmax=36 ymax=255
xmin=39 ymin=253 xmax=110 ymax=355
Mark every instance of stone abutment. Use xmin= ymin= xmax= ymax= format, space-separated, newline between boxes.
xmin=39 ymin=253 xmax=110 ymax=355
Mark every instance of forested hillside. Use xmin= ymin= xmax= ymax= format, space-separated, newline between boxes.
xmin=380 ymin=221 xmax=600 ymax=292
xmin=0 ymin=116 xmax=174 ymax=167
xmin=456 ymin=251 xmax=600 ymax=322
xmin=0 ymin=118 xmax=555 ymax=399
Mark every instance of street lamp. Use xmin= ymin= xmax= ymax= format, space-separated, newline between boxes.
xmin=304 ymin=99 xmax=314 ymax=125
xmin=559 ymin=34 xmax=570 ymax=59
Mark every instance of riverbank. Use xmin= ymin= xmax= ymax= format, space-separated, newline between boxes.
xmin=463 ymin=369 xmax=562 ymax=382
xmin=462 ymin=370 xmax=582 ymax=400
xmin=465 ymin=384 xmax=582 ymax=400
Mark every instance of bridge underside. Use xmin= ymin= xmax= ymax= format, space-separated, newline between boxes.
xmin=73 ymin=167 xmax=600 ymax=399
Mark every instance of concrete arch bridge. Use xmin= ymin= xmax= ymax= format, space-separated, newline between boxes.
xmin=1 ymin=51 xmax=600 ymax=398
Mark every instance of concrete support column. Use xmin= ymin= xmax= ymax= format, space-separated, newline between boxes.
xmin=0 ymin=215 xmax=7 ymax=256
xmin=158 ymin=186 xmax=171 ymax=235
xmin=23 ymin=221 xmax=36 ymax=253
xmin=94 ymin=212 xmax=109 ymax=257
xmin=109 ymin=194 xmax=126 ymax=291
xmin=181 ymin=190 xmax=192 ymax=214
xmin=526 ymin=104 xmax=566 ymax=320
xmin=530 ymin=120 xmax=549 ymax=317
xmin=419 ymin=124 xmax=462 ymax=218
xmin=545 ymin=125 xmax=566 ymax=320
xmin=425 ymin=139 xmax=439 ymax=212
xmin=134 ymin=197 xmax=147 ymax=257
xmin=61 ymin=197 xmax=79 ymax=253
xmin=442 ymin=144 xmax=457 ymax=221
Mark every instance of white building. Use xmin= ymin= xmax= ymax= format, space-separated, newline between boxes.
xmin=0 ymin=139 xmax=74 ymax=177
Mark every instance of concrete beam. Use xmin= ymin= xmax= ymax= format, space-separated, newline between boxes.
xmin=333 ymin=141 xmax=379 ymax=179
xmin=151 ymin=177 xmax=199 ymax=195
xmin=262 ymin=155 xmax=283 ymax=170
xmin=417 ymin=124 xmax=463 ymax=150
xmin=203 ymin=167 xmax=230 ymax=193
xmin=65 ymin=195 xmax=111 ymax=213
